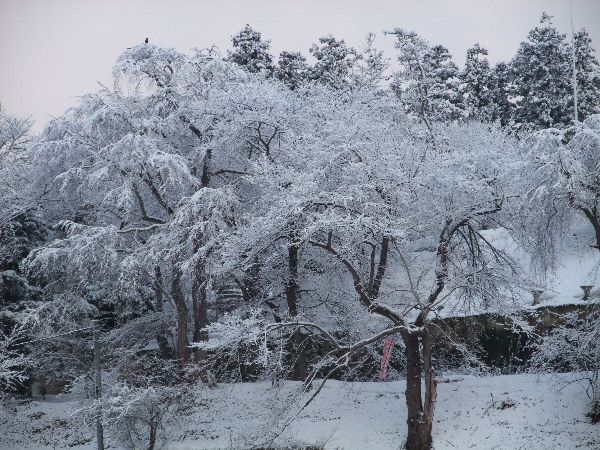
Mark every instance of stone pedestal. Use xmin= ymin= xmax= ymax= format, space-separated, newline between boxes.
xmin=580 ymin=285 xmax=593 ymax=300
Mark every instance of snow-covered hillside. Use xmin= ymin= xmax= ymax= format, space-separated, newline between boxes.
xmin=530 ymin=218 xmax=600 ymax=307
xmin=461 ymin=216 xmax=600 ymax=315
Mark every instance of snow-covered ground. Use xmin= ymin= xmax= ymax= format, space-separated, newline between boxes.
xmin=1 ymin=373 xmax=598 ymax=450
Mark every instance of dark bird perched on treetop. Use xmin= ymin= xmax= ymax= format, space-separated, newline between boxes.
xmin=145 ymin=37 xmax=148 ymax=44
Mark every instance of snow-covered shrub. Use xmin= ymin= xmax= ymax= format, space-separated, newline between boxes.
xmin=532 ymin=306 xmax=600 ymax=422
xmin=78 ymin=383 xmax=193 ymax=450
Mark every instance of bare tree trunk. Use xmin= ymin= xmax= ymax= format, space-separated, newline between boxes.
xmin=579 ymin=207 xmax=600 ymax=251
xmin=369 ymin=236 xmax=389 ymax=299
xmin=200 ymin=148 xmax=212 ymax=188
xmin=286 ymin=239 xmax=308 ymax=380
xmin=171 ymin=266 xmax=190 ymax=369
xmin=153 ymin=266 xmax=173 ymax=359
xmin=192 ymin=266 xmax=209 ymax=376
xmin=403 ymin=331 xmax=434 ymax=450
xmin=243 ymin=255 xmax=261 ymax=302
xmin=147 ymin=421 xmax=157 ymax=450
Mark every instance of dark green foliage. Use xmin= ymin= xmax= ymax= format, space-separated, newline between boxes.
xmin=228 ymin=24 xmax=274 ymax=74
xmin=574 ymin=29 xmax=600 ymax=120
xmin=309 ymin=35 xmax=356 ymax=89
xmin=462 ymin=43 xmax=493 ymax=120
xmin=0 ymin=214 xmax=46 ymax=272
xmin=0 ymin=214 xmax=47 ymax=329
xmin=275 ymin=51 xmax=309 ymax=90
xmin=487 ymin=62 xmax=513 ymax=127
xmin=510 ymin=13 xmax=572 ymax=130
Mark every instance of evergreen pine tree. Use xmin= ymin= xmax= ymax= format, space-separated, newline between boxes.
xmin=227 ymin=24 xmax=274 ymax=74
xmin=388 ymin=29 xmax=464 ymax=124
xmin=511 ymin=13 xmax=572 ymax=130
xmin=461 ymin=43 xmax=493 ymax=120
xmin=487 ymin=62 xmax=514 ymax=127
xmin=574 ymin=29 xmax=600 ymax=120
xmin=308 ymin=35 xmax=356 ymax=89
xmin=422 ymin=45 xmax=465 ymax=122
xmin=275 ymin=51 xmax=309 ymax=90
xmin=351 ymin=33 xmax=389 ymax=89
xmin=388 ymin=29 xmax=431 ymax=123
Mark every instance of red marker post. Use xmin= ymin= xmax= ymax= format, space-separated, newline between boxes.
xmin=380 ymin=337 xmax=395 ymax=381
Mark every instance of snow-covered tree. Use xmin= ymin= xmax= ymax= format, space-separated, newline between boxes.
xmin=574 ymin=29 xmax=600 ymax=121
xmin=100 ymin=383 xmax=193 ymax=450
xmin=227 ymin=24 xmax=274 ymax=74
xmin=511 ymin=13 xmax=572 ymax=130
xmin=423 ymin=45 xmax=464 ymax=121
xmin=0 ymin=106 xmax=31 ymax=162
xmin=461 ymin=43 xmax=493 ymax=120
xmin=275 ymin=51 xmax=309 ymax=90
xmin=203 ymin=83 xmax=528 ymax=448
xmin=0 ymin=106 xmax=35 ymax=225
xmin=308 ymin=35 xmax=357 ymax=89
xmin=351 ymin=33 xmax=390 ymax=90
xmin=0 ymin=322 xmax=30 ymax=401
xmin=388 ymin=29 xmax=464 ymax=125
xmin=22 ymin=44 xmax=246 ymax=376
xmin=486 ymin=62 xmax=514 ymax=127
xmin=526 ymin=115 xmax=600 ymax=252
xmin=0 ymin=107 xmax=46 ymax=399
xmin=52 ymin=43 xmax=528 ymax=448
xmin=387 ymin=29 xmax=432 ymax=126
xmin=21 ymin=41 xmax=332 ymax=385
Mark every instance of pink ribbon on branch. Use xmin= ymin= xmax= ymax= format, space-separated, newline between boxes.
xmin=380 ymin=337 xmax=395 ymax=381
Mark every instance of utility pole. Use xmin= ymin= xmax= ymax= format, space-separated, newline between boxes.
xmin=93 ymin=321 xmax=105 ymax=450
xmin=570 ymin=0 xmax=579 ymax=123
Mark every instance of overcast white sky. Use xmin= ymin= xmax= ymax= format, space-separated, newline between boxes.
xmin=1 ymin=0 xmax=599 ymax=130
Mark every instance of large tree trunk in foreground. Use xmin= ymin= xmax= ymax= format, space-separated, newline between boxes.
xmin=403 ymin=330 xmax=437 ymax=450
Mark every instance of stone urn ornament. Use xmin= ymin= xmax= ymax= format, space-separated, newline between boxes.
xmin=580 ymin=285 xmax=594 ymax=300
xmin=531 ymin=290 xmax=544 ymax=305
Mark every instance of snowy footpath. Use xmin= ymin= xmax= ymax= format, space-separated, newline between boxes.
xmin=1 ymin=373 xmax=599 ymax=450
